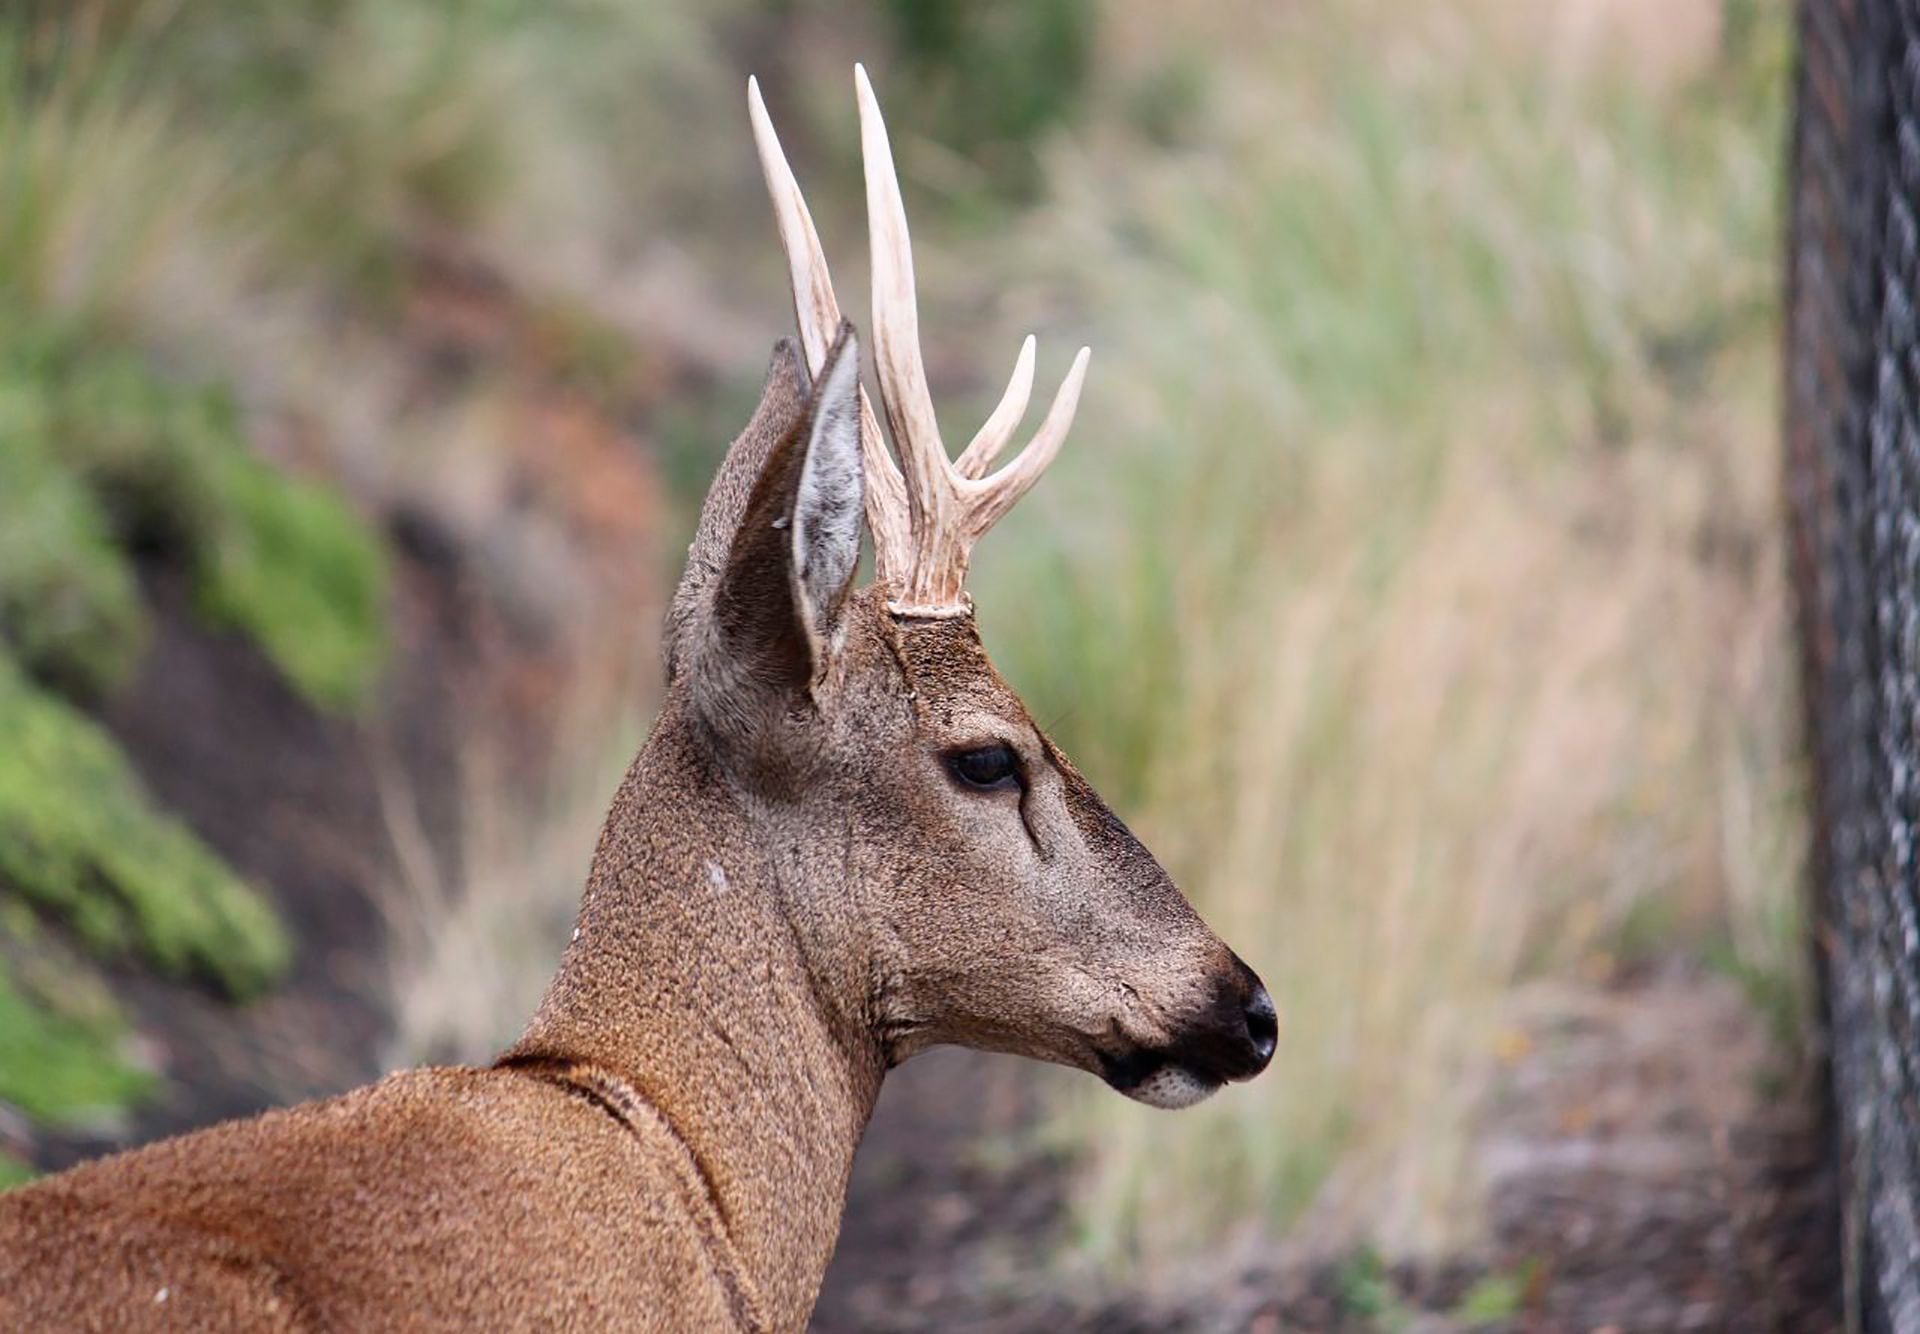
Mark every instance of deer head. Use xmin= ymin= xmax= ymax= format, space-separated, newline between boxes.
xmin=660 ymin=68 xmax=1275 ymax=1111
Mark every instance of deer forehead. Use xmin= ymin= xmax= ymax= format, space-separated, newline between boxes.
xmin=887 ymin=616 xmax=1020 ymax=700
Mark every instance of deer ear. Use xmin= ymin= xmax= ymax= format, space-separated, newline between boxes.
xmin=788 ymin=325 xmax=864 ymax=648
xmin=664 ymin=337 xmax=808 ymax=685
xmin=692 ymin=323 xmax=865 ymax=747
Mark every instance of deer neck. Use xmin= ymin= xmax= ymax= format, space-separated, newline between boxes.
xmin=504 ymin=694 xmax=885 ymax=1328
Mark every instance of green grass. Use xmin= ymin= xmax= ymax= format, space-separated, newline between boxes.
xmin=877 ymin=0 xmax=1095 ymax=199
xmin=0 ymin=10 xmax=414 ymax=1166
xmin=1334 ymin=1247 xmax=1416 ymax=1330
xmin=25 ymin=0 xmax=757 ymax=301
xmin=0 ymin=37 xmax=400 ymax=1161
xmin=1311 ymin=1247 xmax=1536 ymax=1329
xmin=0 ymin=655 xmax=290 ymax=999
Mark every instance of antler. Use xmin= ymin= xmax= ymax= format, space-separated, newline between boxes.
xmin=748 ymin=66 xmax=1090 ymax=617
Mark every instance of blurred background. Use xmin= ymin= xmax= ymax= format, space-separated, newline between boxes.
xmin=0 ymin=0 xmax=1829 ymax=1328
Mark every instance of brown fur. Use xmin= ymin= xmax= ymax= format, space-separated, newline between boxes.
xmin=0 ymin=334 xmax=1269 ymax=1331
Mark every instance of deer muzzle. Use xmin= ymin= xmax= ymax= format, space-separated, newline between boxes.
xmin=1099 ymin=954 xmax=1276 ymax=1110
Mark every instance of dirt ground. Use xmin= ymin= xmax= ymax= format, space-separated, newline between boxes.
xmin=814 ymin=963 xmax=1838 ymax=1333
xmin=35 ymin=571 xmax=401 ymax=1170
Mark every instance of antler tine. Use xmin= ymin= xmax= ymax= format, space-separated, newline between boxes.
xmin=965 ymin=346 xmax=1092 ymax=537
xmin=748 ymin=76 xmax=840 ymax=377
xmin=749 ymin=75 xmax=912 ymax=584
xmin=855 ymin=63 xmax=953 ymax=535
xmin=955 ymin=335 xmax=1035 ymax=480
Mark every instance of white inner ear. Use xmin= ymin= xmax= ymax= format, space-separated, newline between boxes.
xmin=792 ymin=336 xmax=865 ymax=640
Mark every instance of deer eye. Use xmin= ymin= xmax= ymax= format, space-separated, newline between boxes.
xmin=947 ymin=745 xmax=1022 ymax=793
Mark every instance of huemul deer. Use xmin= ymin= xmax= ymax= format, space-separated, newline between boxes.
xmin=0 ymin=67 xmax=1274 ymax=1331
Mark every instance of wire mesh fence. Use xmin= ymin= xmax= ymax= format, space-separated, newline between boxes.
xmin=1788 ymin=0 xmax=1920 ymax=1327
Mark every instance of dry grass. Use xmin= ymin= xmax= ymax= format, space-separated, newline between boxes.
xmin=373 ymin=709 xmax=642 ymax=1068
xmin=1038 ymin=360 xmax=1801 ymax=1264
xmin=0 ymin=37 xmax=253 ymax=329
xmin=959 ymin=0 xmax=1800 ymax=1269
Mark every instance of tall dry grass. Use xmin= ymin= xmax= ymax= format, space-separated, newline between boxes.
xmin=26 ymin=0 xmax=1795 ymax=1275
xmin=373 ymin=708 xmax=643 ymax=1068
xmin=959 ymin=0 xmax=1799 ymax=1266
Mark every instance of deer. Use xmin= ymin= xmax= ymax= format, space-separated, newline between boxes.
xmin=0 ymin=66 xmax=1275 ymax=1332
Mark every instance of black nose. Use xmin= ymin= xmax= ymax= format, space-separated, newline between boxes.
xmin=1243 ymin=984 xmax=1278 ymax=1072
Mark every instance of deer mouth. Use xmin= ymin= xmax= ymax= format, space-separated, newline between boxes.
xmin=1096 ymin=1026 xmax=1271 ymax=1110
xmin=1098 ymin=961 xmax=1277 ymax=1109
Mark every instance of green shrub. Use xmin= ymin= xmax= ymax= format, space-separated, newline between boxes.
xmin=0 ymin=321 xmax=390 ymax=713
xmin=54 ymin=346 xmax=230 ymax=549
xmin=0 ymin=431 xmax=145 ymax=698
xmin=196 ymin=449 xmax=389 ymax=712
xmin=0 ymin=954 xmax=151 ymax=1128
xmin=1452 ymin=1268 xmax=1530 ymax=1325
xmin=0 ymin=655 xmax=291 ymax=998
xmin=0 ymin=1151 xmax=33 ymax=1190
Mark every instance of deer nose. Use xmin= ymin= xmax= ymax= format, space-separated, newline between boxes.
xmin=1227 ymin=954 xmax=1277 ymax=1075
xmin=1244 ymin=984 xmax=1278 ymax=1071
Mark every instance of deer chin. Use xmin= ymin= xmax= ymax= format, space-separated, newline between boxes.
xmin=1096 ymin=1047 xmax=1226 ymax=1111
xmin=1115 ymin=1064 xmax=1222 ymax=1111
